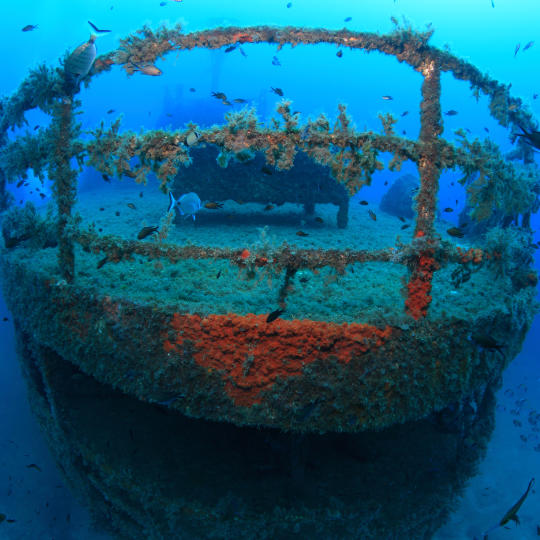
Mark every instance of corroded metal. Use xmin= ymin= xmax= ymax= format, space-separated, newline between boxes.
xmin=50 ymin=98 xmax=77 ymax=283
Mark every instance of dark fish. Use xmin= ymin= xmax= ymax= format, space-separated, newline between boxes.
xmin=444 ymin=109 xmax=458 ymax=116
xmin=443 ymin=207 xmax=453 ymax=212
xmin=127 ymin=202 xmax=136 ymax=210
xmin=26 ymin=463 xmax=42 ymax=472
xmin=484 ymin=127 xmax=489 ymax=133
xmin=514 ymin=43 xmax=521 ymax=56
xmin=33 ymin=125 xmax=40 ymax=130
xmin=296 ymin=230 xmax=309 ymax=237
xmin=516 ymin=123 xmax=540 ymax=150
xmin=221 ymin=99 xmax=232 ymax=106
xmin=261 ymin=165 xmax=273 ymax=175
xmin=0 ymin=513 xmax=5 ymax=523
xmin=204 ymin=201 xmax=224 ymax=209
xmin=272 ymin=56 xmax=281 ymax=66
xmin=359 ymin=200 xmax=368 ymax=205
xmin=88 ymin=21 xmax=111 ymax=34
xmin=368 ymin=209 xmax=377 ymax=221
xmin=483 ymin=478 xmax=534 ymax=536
xmin=447 ymin=226 xmax=464 ymax=238
xmin=401 ymin=224 xmax=410 ymax=230
xmin=263 ymin=204 xmax=274 ymax=211
xmin=106 ymin=109 xmax=115 ymax=114
xmin=3 ymin=317 xmax=8 ymax=322
xmin=524 ymin=41 xmax=534 ymax=51
xmin=224 ymin=45 xmax=236 ymax=53
xmin=97 ymin=256 xmax=108 ymax=269
xmin=189 ymin=87 xmax=196 ymax=92
xmin=102 ymin=174 xmax=111 ymax=182
xmin=315 ymin=216 xmax=323 ymax=223
xmin=271 ymin=87 xmax=284 ymax=96
xmin=39 ymin=193 xmax=46 ymax=199
xmin=534 ymin=94 xmax=538 ymax=100
xmin=239 ymin=46 xmax=247 ymax=57
xmin=216 ymin=270 xmax=222 ymax=279
xmin=472 ymin=333 xmax=504 ymax=351
xmin=286 ymin=1 xmax=292 ymax=6
xmin=398 ymin=216 xmax=406 ymax=222
xmin=139 ymin=191 xmax=144 ymax=198
xmin=344 ymin=16 xmax=352 ymax=22
xmin=382 ymin=95 xmax=393 ymax=100
xmin=336 ymin=50 xmax=343 ymax=58
xmin=137 ymin=226 xmax=159 ymax=240
xmin=211 ymin=91 xmax=227 ymax=100
xmin=16 ymin=180 xmax=24 ymax=188
xmin=233 ymin=98 xmax=247 ymax=103
xmin=22 ymin=24 xmax=38 ymax=32
xmin=401 ymin=111 xmax=409 ymax=117
xmin=266 ymin=309 xmax=285 ymax=323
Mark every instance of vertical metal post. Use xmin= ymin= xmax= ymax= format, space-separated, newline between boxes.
xmin=415 ymin=59 xmax=442 ymax=238
xmin=52 ymin=98 xmax=77 ymax=283
xmin=405 ymin=59 xmax=442 ymax=319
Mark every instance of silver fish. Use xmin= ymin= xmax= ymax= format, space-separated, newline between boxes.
xmin=64 ymin=35 xmax=97 ymax=86
xmin=185 ymin=131 xmax=201 ymax=146
xmin=168 ymin=192 xmax=201 ymax=220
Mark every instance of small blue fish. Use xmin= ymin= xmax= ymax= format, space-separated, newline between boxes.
xmin=168 ymin=192 xmax=201 ymax=220
xmin=272 ymin=56 xmax=281 ymax=66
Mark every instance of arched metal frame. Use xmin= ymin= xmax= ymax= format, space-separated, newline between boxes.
xmin=0 ymin=23 xmax=536 ymax=321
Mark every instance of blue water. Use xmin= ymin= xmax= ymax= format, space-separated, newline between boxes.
xmin=1 ymin=0 xmax=540 ymax=538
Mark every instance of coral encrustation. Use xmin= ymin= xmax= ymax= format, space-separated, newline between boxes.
xmin=162 ymin=312 xmax=392 ymax=407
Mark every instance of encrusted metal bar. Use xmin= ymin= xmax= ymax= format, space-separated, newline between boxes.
xmin=74 ymin=231 xmax=489 ymax=271
xmin=50 ymin=98 xmax=77 ymax=283
xmin=406 ymin=59 xmax=442 ymax=319
xmin=416 ymin=59 xmax=442 ymax=238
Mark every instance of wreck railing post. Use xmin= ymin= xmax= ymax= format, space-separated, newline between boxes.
xmin=51 ymin=97 xmax=77 ymax=283
xmin=405 ymin=58 xmax=442 ymax=319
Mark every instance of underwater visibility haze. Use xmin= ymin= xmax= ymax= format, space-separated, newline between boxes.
xmin=1 ymin=0 xmax=540 ymax=538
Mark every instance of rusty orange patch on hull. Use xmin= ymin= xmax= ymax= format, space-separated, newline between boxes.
xmin=405 ymin=251 xmax=439 ymax=320
xmin=164 ymin=313 xmax=392 ymax=407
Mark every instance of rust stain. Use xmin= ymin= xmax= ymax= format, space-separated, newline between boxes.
xmin=164 ymin=312 xmax=392 ymax=406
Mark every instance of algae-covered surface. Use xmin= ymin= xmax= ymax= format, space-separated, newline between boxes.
xmin=16 ymin=178 xmax=527 ymax=325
